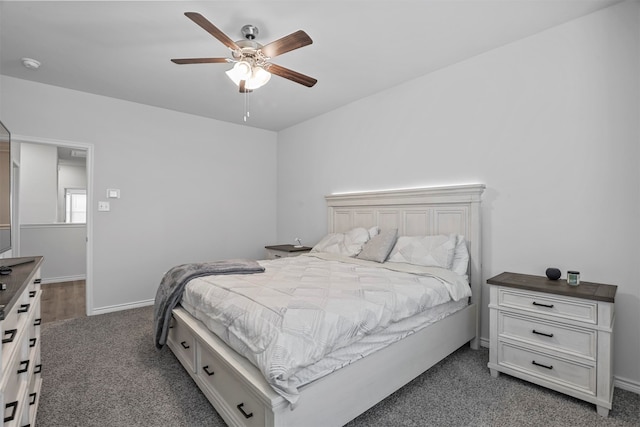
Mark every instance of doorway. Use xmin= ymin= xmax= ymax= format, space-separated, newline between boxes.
xmin=13 ymin=135 xmax=93 ymax=316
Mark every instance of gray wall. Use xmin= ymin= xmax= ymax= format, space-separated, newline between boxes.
xmin=0 ymin=75 xmax=278 ymax=312
xmin=20 ymin=223 xmax=86 ymax=282
xmin=276 ymin=1 xmax=640 ymax=387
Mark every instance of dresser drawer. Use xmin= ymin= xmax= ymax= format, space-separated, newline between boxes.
xmin=498 ymin=288 xmax=597 ymax=324
xmin=167 ymin=316 xmax=196 ymax=373
xmin=499 ymin=312 xmax=596 ymax=359
xmin=498 ymin=342 xmax=595 ymax=395
xmin=1 ymin=347 xmax=29 ymax=422
xmin=1 ymin=289 xmax=31 ymax=376
xmin=27 ymin=274 xmax=41 ymax=294
xmin=198 ymin=344 xmax=265 ymax=427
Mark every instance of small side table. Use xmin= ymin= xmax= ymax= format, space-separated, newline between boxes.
xmin=487 ymin=271 xmax=617 ymax=417
xmin=264 ymin=244 xmax=312 ymax=260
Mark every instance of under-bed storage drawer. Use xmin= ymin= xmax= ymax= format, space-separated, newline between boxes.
xmin=197 ymin=343 xmax=266 ymax=427
xmin=167 ymin=316 xmax=196 ymax=373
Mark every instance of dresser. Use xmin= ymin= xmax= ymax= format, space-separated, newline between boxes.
xmin=264 ymin=245 xmax=311 ymax=260
xmin=487 ymin=272 xmax=616 ymax=417
xmin=0 ymin=257 xmax=43 ymax=427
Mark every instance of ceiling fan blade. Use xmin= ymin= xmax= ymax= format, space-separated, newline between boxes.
xmin=260 ymin=30 xmax=313 ymax=58
xmin=267 ymin=63 xmax=317 ymax=87
xmin=171 ymin=58 xmax=229 ymax=64
xmin=184 ymin=12 xmax=239 ymax=51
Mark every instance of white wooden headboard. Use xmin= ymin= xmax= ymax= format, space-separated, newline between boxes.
xmin=325 ymin=184 xmax=485 ymax=344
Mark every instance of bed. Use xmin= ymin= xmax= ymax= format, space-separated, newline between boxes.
xmin=159 ymin=184 xmax=485 ymax=427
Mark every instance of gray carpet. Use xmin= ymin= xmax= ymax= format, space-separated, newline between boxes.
xmin=38 ymin=306 xmax=639 ymax=427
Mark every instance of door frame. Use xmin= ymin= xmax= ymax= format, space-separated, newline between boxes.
xmin=13 ymin=134 xmax=94 ymax=316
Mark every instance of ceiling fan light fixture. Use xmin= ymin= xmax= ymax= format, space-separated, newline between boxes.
xmin=235 ymin=61 xmax=252 ymax=79
xmin=250 ymin=66 xmax=271 ymax=88
xmin=226 ymin=62 xmax=271 ymax=90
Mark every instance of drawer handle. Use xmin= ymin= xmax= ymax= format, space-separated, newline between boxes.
xmin=29 ymin=290 xmax=36 ymax=298
xmin=29 ymin=392 xmax=37 ymax=405
xmin=30 ymin=338 xmax=37 ymax=348
xmin=236 ymin=403 xmax=254 ymax=419
xmin=34 ymin=364 xmax=42 ymax=374
xmin=532 ymin=301 xmax=554 ymax=308
xmin=532 ymin=360 xmax=553 ymax=370
xmin=4 ymin=400 xmax=18 ymax=422
xmin=532 ymin=329 xmax=554 ymax=338
xmin=202 ymin=365 xmax=215 ymax=376
xmin=2 ymin=328 xmax=17 ymax=344
xmin=180 ymin=341 xmax=190 ymax=349
xmin=33 ymin=279 xmax=41 ymax=284
xmin=17 ymin=359 xmax=30 ymax=374
xmin=34 ymin=318 xmax=42 ymax=326
xmin=18 ymin=303 xmax=30 ymax=314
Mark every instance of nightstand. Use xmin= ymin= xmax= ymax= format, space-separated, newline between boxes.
xmin=487 ymin=272 xmax=617 ymax=417
xmin=264 ymin=244 xmax=312 ymax=260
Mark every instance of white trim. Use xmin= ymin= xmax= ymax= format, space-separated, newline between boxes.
xmin=91 ymin=299 xmax=154 ymax=316
xmin=41 ymin=275 xmax=86 ymax=284
xmin=12 ymin=134 xmax=94 ymax=316
xmin=21 ymin=223 xmax=85 ymax=229
xmin=479 ymin=336 xmax=490 ymax=348
xmin=613 ymin=376 xmax=640 ymax=395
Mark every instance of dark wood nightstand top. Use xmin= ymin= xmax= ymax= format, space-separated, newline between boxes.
xmin=487 ymin=271 xmax=617 ymax=303
xmin=264 ymin=244 xmax=312 ymax=252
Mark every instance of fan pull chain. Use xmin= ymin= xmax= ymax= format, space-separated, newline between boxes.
xmin=243 ymin=90 xmax=251 ymax=122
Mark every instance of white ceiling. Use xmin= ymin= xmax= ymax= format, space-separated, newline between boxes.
xmin=0 ymin=0 xmax=624 ymax=131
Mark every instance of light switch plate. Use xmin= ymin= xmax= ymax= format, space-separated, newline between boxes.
xmin=98 ymin=201 xmax=110 ymax=212
xmin=107 ymin=188 xmax=120 ymax=199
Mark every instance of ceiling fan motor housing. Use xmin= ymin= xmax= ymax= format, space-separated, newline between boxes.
xmin=241 ymin=24 xmax=259 ymax=40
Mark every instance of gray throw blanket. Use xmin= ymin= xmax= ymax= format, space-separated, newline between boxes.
xmin=153 ymin=259 xmax=265 ymax=349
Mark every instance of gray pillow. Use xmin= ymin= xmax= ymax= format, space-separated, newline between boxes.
xmin=356 ymin=229 xmax=398 ymax=263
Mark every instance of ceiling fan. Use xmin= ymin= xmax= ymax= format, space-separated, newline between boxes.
xmin=171 ymin=12 xmax=317 ymax=93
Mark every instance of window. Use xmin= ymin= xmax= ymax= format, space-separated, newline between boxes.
xmin=65 ymin=189 xmax=86 ymax=223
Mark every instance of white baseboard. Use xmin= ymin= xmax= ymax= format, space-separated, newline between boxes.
xmin=91 ymin=299 xmax=154 ymax=316
xmin=41 ymin=275 xmax=86 ymax=284
xmin=614 ymin=375 xmax=640 ymax=394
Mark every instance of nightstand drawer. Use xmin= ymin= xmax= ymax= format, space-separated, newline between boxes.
xmin=499 ymin=312 xmax=596 ymax=359
xmin=498 ymin=342 xmax=596 ymax=395
xmin=498 ymin=289 xmax=597 ymax=324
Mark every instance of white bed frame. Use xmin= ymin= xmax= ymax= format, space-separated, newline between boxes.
xmin=168 ymin=184 xmax=485 ymax=427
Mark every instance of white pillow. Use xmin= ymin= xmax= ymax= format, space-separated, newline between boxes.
xmin=451 ymin=235 xmax=470 ymax=276
xmin=311 ymin=227 xmax=370 ymax=257
xmin=368 ymin=226 xmax=380 ymax=238
xmin=387 ymin=234 xmax=458 ymax=269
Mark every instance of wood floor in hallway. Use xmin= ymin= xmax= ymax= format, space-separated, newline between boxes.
xmin=41 ymin=280 xmax=86 ymax=323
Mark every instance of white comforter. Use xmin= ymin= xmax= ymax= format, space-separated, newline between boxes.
xmin=181 ymin=253 xmax=471 ymax=404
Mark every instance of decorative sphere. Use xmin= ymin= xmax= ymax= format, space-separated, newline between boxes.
xmin=545 ymin=268 xmax=561 ymax=280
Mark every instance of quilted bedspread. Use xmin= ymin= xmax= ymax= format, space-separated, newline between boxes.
xmin=181 ymin=253 xmax=471 ymax=404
